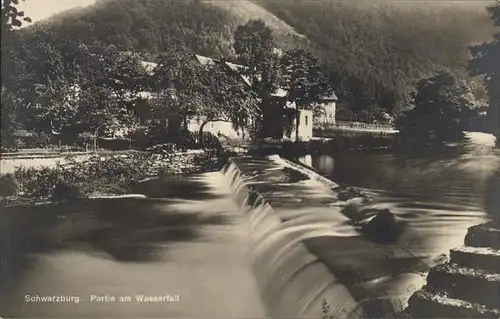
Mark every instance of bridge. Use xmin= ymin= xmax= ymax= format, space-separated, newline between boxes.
xmin=313 ymin=121 xmax=398 ymax=137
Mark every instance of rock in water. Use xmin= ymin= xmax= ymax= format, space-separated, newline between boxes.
xmin=334 ymin=186 xmax=370 ymax=203
xmin=360 ymin=209 xmax=404 ymax=243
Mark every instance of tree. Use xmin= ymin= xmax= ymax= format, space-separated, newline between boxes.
xmin=2 ymin=0 xmax=31 ymax=31
xmin=74 ymin=43 xmax=148 ymax=139
xmin=196 ymin=62 xmax=259 ymax=146
xmin=25 ymin=41 xmax=148 ymax=142
xmin=280 ymin=48 xmax=330 ymax=141
xmin=234 ymin=20 xmax=281 ymax=139
xmin=234 ymin=20 xmax=279 ymax=97
xmin=1 ymin=0 xmax=31 ymax=147
xmin=395 ymin=71 xmax=476 ymax=146
xmin=468 ymin=2 xmax=500 ymax=148
xmin=150 ymin=46 xmax=207 ymax=143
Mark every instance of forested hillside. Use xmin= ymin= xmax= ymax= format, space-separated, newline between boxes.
xmin=256 ymin=0 xmax=497 ymax=117
xmin=18 ymin=0 xmax=237 ymax=60
xmin=12 ymin=0 xmax=499 ymax=119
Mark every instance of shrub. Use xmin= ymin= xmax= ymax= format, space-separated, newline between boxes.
xmin=0 ymin=173 xmax=17 ymax=197
xmin=32 ymin=132 xmax=53 ymax=148
xmin=52 ymin=180 xmax=82 ymax=203
xmin=9 ymin=146 xmax=233 ymax=203
xmin=14 ymin=166 xmax=60 ymax=198
xmin=147 ymin=143 xmax=179 ymax=157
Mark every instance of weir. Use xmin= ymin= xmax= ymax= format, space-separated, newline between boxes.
xmin=2 ymin=133 xmax=496 ymax=318
xmin=221 ymin=155 xmax=362 ymax=318
xmin=220 ymin=155 xmax=432 ymax=318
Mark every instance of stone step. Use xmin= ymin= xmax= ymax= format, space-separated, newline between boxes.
xmin=406 ymin=289 xmax=500 ymax=318
xmin=464 ymin=223 xmax=500 ymax=250
xmin=426 ymin=262 xmax=500 ymax=309
xmin=450 ymin=246 xmax=500 ymax=274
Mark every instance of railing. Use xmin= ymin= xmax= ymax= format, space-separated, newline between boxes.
xmin=314 ymin=121 xmax=397 ymax=133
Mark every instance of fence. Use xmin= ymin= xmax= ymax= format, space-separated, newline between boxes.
xmin=314 ymin=121 xmax=398 ymax=133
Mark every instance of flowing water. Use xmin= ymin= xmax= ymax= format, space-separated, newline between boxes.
xmin=281 ymin=132 xmax=500 ymax=316
xmin=216 ymin=132 xmax=500 ymax=318
xmin=1 ymin=132 xmax=498 ymax=318
xmin=0 ymin=173 xmax=265 ymax=318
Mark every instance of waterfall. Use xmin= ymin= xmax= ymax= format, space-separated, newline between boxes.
xmin=221 ymin=158 xmax=362 ymax=318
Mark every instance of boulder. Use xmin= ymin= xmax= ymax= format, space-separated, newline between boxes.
xmin=360 ymin=209 xmax=405 ymax=243
xmin=334 ymin=186 xmax=370 ymax=203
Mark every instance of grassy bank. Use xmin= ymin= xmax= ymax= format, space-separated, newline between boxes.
xmin=0 ymin=146 xmax=233 ymax=206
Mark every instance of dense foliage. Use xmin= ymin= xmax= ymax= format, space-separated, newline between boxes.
xmin=2 ymin=0 xmax=498 ymax=150
xmin=469 ymin=3 xmax=500 ymax=147
xmin=395 ymin=71 xmax=480 ymax=146
xmin=2 ymin=20 xmax=262 ymax=148
xmin=24 ymin=0 xmax=236 ymax=60
xmin=256 ymin=0 xmax=496 ymax=119
xmin=1 ymin=148 xmax=232 ymax=204
xmin=279 ymin=48 xmax=331 ymax=140
xmin=9 ymin=0 xmax=494 ymax=120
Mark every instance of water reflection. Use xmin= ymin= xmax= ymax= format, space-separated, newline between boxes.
xmin=300 ymin=155 xmax=335 ymax=174
xmin=282 ymin=132 xmax=500 ymax=316
xmin=317 ymin=155 xmax=335 ymax=174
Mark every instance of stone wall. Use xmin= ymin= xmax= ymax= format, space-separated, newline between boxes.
xmin=404 ymin=222 xmax=500 ymax=318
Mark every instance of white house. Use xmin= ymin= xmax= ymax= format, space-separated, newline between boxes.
xmin=314 ymin=94 xmax=338 ymax=127
xmin=294 ymin=108 xmax=314 ymax=141
xmin=140 ymin=54 xmax=337 ymax=142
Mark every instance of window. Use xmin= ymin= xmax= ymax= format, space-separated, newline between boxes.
xmin=304 ymin=116 xmax=309 ymax=126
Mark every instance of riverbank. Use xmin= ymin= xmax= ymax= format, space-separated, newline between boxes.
xmin=0 ymin=172 xmax=266 ymax=318
xmin=0 ymin=147 xmax=231 ymax=207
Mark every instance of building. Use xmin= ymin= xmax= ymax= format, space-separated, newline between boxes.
xmin=314 ymin=94 xmax=338 ymax=127
xmin=141 ymin=53 xmax=337 ymax=142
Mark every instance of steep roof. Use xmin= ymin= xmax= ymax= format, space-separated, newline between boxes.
xmin=194 ymin=55 xmax=216 ymax=67
xmin=142 ymin=53 xmax=337 ymax=100
xmin=195 ymin=55 xmax=287 ymax=98
xmin=321 ymin=92 xmax=338 ymax=101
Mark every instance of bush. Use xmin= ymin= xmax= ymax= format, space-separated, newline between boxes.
xmin=8 ymin=145 xmax=234 ymax=203
xmin=14 ymin=166 xmax=60 ymax=198
xmin=52 ymin=180 xmax=82 ymax=203
xmin=0 ymin=173 xmax=17 ymax=197
xmin=32 ymin=132 xmax=54 ymax=148
xmin=147 ymin=143 xmax=179 ymax=156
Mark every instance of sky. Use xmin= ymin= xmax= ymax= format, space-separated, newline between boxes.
xmin=17 ymin=0 xmax=96 ymax=24
xmin=13 ymin=0 xmax=497 ymax=26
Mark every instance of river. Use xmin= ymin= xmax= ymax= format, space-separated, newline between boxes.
xmin=1 ymin=132 xmax=498 ymax=318
xmin=0 ymin=173 xmax=265 ymax=318
xmin=284 ymin=132 xmax=500 ymax=315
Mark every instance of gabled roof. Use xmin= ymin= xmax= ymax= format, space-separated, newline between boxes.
xmin=320 ymin=92 xmax=338 ymax=101
xmin=223 ymin=61 xmax=252 ymax=87
xmin=142 ymin=53 xmax=337 ymax=101
xmin=195 ymin=55 xmax=216 ymax=67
